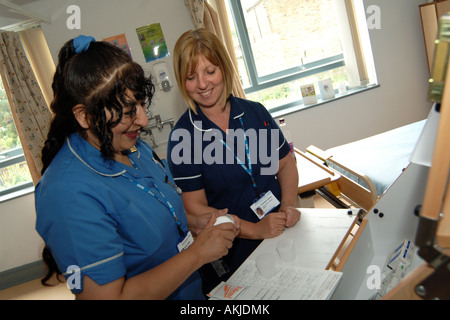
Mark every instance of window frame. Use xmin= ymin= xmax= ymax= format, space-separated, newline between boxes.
xmin=0 ymin=26 xmax=54 ymax=202
xmin=0 ymin=85 xmax=35 ymax=200
xmin=0 ymin=45 xmax=34 ymax=202
xmin=226 ymin=0 xmax=378 ymax=114
xmin=229 ymin=0 xmax=346 ymax=91
xmin=0 ymin=147 xmax=34 ymax=199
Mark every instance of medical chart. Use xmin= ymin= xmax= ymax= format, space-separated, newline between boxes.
xmin=208 ymin=261 xmax=343 ymax=300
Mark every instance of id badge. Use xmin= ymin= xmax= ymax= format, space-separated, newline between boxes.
xmin=177 ymin=231 xmax=194 ymax=252
xmin=250 ymin=191 xmax=280 ymax=220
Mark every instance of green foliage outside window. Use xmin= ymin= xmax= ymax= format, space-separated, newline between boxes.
xmin=0 ymin=83 xmax=21 ymax=152
xmin=0 ymin=81 xmax=32 ymax=191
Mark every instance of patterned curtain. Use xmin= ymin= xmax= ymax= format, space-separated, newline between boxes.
xmin=19 ymin=27 xmax=56 ymax=108
xmin=186 ymin=0 xmax=205 ymax=28
xmin=0 ymin=31 xmax=51 ymax=184
xmin=185 ymin=0 xmax=246 ymax=99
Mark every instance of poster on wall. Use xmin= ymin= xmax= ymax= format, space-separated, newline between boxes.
xmin=103 ymin=33 xmax=132 ymax=59
xmin=136 ymin=23 xmax=169 ymax=62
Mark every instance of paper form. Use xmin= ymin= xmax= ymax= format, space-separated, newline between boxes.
xmin=208 ymin=261 xmax=343 ymax=300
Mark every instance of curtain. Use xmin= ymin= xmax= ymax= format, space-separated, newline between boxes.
xmin=343 ymin=0 xmax=370 ymax=86
xmin=185 ymin=0 xmax=246 ymax=99
xmin=0 ymin=31 xmax=52 ymax=184
xmin=19 ymin=27 xmax=55 ymax=107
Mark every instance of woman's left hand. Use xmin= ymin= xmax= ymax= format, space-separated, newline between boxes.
xmin=279 ymin=205 xmax=301 ymax=228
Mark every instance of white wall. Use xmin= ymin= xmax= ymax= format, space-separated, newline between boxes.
xmin=0 ymin=194 xmax=43 ymax=273
xmin=0 ymin=0 xmax=433 ymax=274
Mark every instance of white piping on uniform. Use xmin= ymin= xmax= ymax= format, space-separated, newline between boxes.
xmin=173 ymin=174 xmax=202 ymax=181
xmin=63 ymin=252 xmax=124 ymax=275
xmin=67 ymin=137 xmax=126 ymax=177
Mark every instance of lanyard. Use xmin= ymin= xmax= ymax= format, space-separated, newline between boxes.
xmin=126 ymin=157 xmax=185 ymax=238
xmin=220 ymin=117 xmax=258 ymax=195
xmin=129 ymin=152 xmax=182 ymax=195
xmin=127 ymin=177 xmax=185 ymax=238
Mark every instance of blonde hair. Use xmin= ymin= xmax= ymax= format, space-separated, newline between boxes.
xmin=173 ymin=28 xmax=234 ymax=113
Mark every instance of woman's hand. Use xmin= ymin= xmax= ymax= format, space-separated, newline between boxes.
xmin=187 ymin=208 xmax=242 ymax=237
xmin=188 ymin=212 xmax=239 ymax=264
xmin=254 ymin=211 xmax=287 ymax=239
xmin=186 ymin=208 xmax=226 ymax=236
xmin=279 ymin=205 xmax=301 ymax=228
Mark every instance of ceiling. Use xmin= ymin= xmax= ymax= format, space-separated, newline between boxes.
xmin=0 ymin=0 xmax=57 ymax=31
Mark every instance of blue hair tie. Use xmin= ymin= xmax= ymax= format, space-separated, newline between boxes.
xmin=73 ymin=35 xmax=96 ymax=53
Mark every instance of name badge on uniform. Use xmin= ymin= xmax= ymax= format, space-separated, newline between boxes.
xmin=177 ymin=231 xmax=194 ymax=252
xmin=250 ymin=191 xmax=280 ymax=220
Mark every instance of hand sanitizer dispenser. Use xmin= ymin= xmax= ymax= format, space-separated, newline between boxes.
xmin=152 ymin=61 xmax=172 ymax=92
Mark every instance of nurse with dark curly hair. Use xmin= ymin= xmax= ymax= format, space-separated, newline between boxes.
xmin=35 ymin=36 xmax=239 ymax=300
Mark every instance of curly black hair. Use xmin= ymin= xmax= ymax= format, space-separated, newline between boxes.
xmin=42 ymin=40 xmax=155 ymax=174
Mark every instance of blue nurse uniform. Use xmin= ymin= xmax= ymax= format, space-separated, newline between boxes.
xmin=35 ymin=133 xmax=204 ymax=299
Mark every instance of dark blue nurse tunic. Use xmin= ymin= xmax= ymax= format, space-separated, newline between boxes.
xmin=167 ymin=95 xmax=290 ymax=293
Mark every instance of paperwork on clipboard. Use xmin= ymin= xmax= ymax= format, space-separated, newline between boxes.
xmin=208 ymin=261 xmax=343 ymax=300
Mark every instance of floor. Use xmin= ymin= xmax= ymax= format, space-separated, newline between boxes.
xmin=0 ymin=193 xmax=338 ymax=300
xmin=0 ymin=276 xmax=74 ymax=300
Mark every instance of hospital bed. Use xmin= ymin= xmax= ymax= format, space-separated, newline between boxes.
xmin=305 ymin=111 xmax=431 ymax=211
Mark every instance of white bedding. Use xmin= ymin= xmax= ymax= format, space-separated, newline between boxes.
xmin=326 ymin=120 xmax=426 ymax=196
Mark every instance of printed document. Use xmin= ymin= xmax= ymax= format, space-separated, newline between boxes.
xmin=208 ymin=261 xmax=342 ymax=300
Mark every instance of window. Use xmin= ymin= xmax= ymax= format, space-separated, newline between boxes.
xmin=0 ymin=79 xmax=33 ymax=199
xmin=225 ymin=0 xmax=377 ymax=113
xmin=0 ymin=27 xmax=54 ymax=202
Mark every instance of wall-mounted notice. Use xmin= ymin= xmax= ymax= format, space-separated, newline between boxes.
xmin=103 ymin=33 xmax=132 ymax=59
xmin=136 ymin=23 xmax=169 ymax=62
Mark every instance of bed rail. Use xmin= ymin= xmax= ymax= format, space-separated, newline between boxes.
xmin=306 ymin=145 xmax=379 ymax=211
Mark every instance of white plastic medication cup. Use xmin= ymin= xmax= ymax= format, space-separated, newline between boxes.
xmin=255 ymin=253 xmax=276 ymax=278
xmin=276 ymin=238 xmax=296 ymax=262
xmin=213 ymin=214 xmax=235 ymax=226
